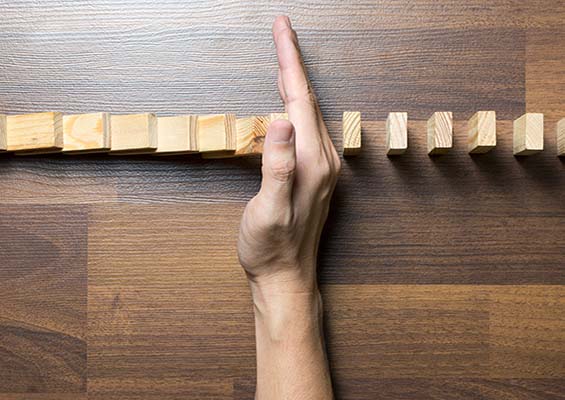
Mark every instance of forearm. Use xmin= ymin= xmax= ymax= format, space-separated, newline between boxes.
xmin=252 ymin=283 xmax=333 ymax=400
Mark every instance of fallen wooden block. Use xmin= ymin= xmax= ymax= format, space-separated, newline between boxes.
xmin=557 ymin=118 xmax=565 ymax=157
xmin=468 ymin=111 xmax=496 ymax=154
xmin=427 ymin=112 xmax=453 ymax=156
xmin=386 ymin=112 xmax=408 ymax=155
xmin=155 ymin=115 xmax=198 ymax=155
xmin=343 ymin=111 xmax=362 ymax=156
xmin=110 ymin=113 xmax=158 ymax=154
xmin=203 ymin=116 xmax=269 ymax=159
xmin=7 ymin=111 xmax=63 ymax=154
xmin=0 ymin=114 xmax=6 ymax=151
xmin=197 ymin=114 xmax=236 ymax=156
xmin=513 ymin=113 xmax=543 ymax=156
xmin=63 ymin=112 xmax=111 ymax=154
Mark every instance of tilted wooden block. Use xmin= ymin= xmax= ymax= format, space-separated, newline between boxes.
xmin=63 ymin=112 xmax=111 ymax=153
xmin=0 ymin=114 xmax=6 ymax=151
xmin=202 ymin=116 xmax=269 ymax=159
xmin=343 ymin=111 xmax=362 ymax=156
xmin=386 ymin=112 xmax=408 ymax=155
xmin=270 ymin=113 xmax=289 ymax=122
xmin=155 ymin=115 xmax=198 ymax=155
xmin=7 ymin=111 xmax=63 ymax=154
xmin=513 ymin=113 xmax=543 ymax=156
xmin=557 ymin=118 xmax=565 ymax=157
xmin=197 ymin=114 xmax=236 ymax=155
xmin=427 ymin=112 xmax=453 ymax=155
xmin=110 ymin=113 xmax=158 ymax=154
xmin=468 ymin=111 xmax=496 ymax=154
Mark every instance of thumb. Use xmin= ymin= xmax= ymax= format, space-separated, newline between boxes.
xmin=259 ymin=119 xmax=297 ymax=206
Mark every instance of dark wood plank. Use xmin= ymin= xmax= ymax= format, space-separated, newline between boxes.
xmin=0 ymin=206 xmax=87 ymax=392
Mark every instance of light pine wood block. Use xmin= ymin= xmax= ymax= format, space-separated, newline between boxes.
xmin=343 ymin=111 xmax=362 ymax=156
xmin=110 ymin=113 xmax=158 ymax=154
xmin=270 ymin=113 xmax=289 ymax=122
xmin=155 ymin=115 xmax=198 ymax=155
xmin=7 ymin=111 xmax=63 ymax=154
xmin=427 ymin=112 xmax=453 ymax=155
xmin=63 ymin=112 xmax=111 ymax=153
xmin=197 ymin=114 xmax=236 ymax=154
xmin=513 ymin=113 xmax=544 ymax=156
xmin=203 ymin=116 xmax=269 ymax=159
xmin=0 ymin=114 xmax=6 ymax=151
xmin=557 ymin=118 xmax=565 ymax=157
xmin=468 ymin=111 xmax=496 ymax=154
xmin=386 ymin=112 xmax=408 ymax=155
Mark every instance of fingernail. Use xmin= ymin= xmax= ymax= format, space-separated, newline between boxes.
xmin=270 ymin=123 xmax=294 ymax=144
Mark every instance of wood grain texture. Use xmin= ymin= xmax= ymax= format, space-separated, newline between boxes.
xmin=0 ymin=115 xmax=6 ymax=151
xmin=109 ymin=113 xmax=158 ymax=154
xmin=513 ymin=113 xmax=544 ymax=156
xmin=155 ymin=115 xmax=198 ymax=154
xmin=342 ymin=111 xmax=362 ymax=156
xmin=386 ymin=112 xmax=408 ymax=155
xmin=63 ymin=112 xmax=110 ymax=153
xmin=557 ymin=118 xmax=565 ymax=157
xmin=468 ymin=111 xmax=496 ymax=154
xmin=6 ymin=112 xmax=63 ymax=153
xmin=427 ymin=111 xmax=453 ymax=155
xmin=0 ymin=1 xmax=564 ymax=399
xmin=197 ymin=114 xmax=237 ymax=155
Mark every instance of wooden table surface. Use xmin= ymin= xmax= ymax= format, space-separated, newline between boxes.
xmin=1 ymin=1 xmax=564 ymax=399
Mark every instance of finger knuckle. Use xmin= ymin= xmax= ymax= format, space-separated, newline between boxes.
xmin=269 ymin=158 xmax=296 ymax=183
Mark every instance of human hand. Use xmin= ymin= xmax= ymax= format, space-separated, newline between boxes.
xmin=237 ymin=16 xmax=341 ymax=300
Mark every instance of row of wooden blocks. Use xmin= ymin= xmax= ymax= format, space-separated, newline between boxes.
xmin=0 ymin=111 xmax=564 ymax=157
xmin=343 ymin=111 xmax=565 ymax=157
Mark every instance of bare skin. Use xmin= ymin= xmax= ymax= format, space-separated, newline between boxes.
xmin=238 ymin=16 xmax=341 ymax=400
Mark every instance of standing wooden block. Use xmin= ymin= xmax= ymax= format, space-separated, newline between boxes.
xmin=110 ymin=113 xmax=158 ymax=154
xmin=63 ymin=112 xmax=111 ymax=153
xmin=197 ymin=114 xmax=236 ymax=154
xmin=556 ymin=118 xmax=565 ymax=157
xmin=427 ymin=112 xmax=453 ymax=156
xmin=202 ymin=116 xmax=269 ymax=159
xmin=155 ymin=115 xmax=198 ymax=155
xmin=7 ymin=111 xmax=63 ymax=154
xmin=343 ymin=111 xmax=361 ymax=156
xmin=386 ymin=112 xmax=408 ymax=155
xmin=468 ymin=111 xmax=496 ymax=154
xmin=0 ymin=114 xmax=6 ymax=151
xmin=513 ymin=113 xmax=544 ymax=156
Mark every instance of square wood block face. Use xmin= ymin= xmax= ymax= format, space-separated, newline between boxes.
xmin=468 ymin=111 xmax=496 ymax=154
xmin=63 ymin=112 xmax=111 ymax=153
xmin=197 ymin=114 xmax=237 ymax=154
xmin=427 ymin=112 xmax=453 ymax=155
xmin=386 ymin=112 xmax=408 ymax=155
xmin=155 ymin=115 xmax=199 ymax=155
xmin=110 ymin=113 xmax=158 ymax=154
xmin=513 ymin=113 xmax=544 ymax=156
xmin=7 ymin=111 xmax=63 ymax=153
xmin=343 ymin=111 xmax=362 ymax=156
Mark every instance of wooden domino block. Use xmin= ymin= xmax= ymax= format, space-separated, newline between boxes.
xmin=197 ymin=114 xmax=236 ymax=155
xmin=427 ymin=112 xmax=453 ymax=155
xmin=155 ymin=115 xmax=198 ymax=155
xmin=557 ymin=118 xmax=565 ymax=157
xmin=7 ymin=111 xmax=63 ymax=154
xmin=63 ymin=112 xmax=111 ymax=153
xmin=270 ymin=113 xmax=288 ymax=122
xmin=202 ymin=116 xmax=269 ymax=159
xmin=110 ymin=113 xmax=158 ymax=154
xmin=343 ymin=111 xmax=361 ymax=156
xmin=0 ymin=114 xmax=6 ymax=151
xmin=386 ymin=112 xmax=408 ymax=155
xmin=468 ymin=111 xmax=496 ymax=154
xmin=513 ymin=113 xmax=543 ymax=156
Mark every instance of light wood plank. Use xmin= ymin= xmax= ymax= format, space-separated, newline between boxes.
xmin=109 ymin=113 xmax=158 ymax=154
xmin=513 ymin=113 xmax=544 ymax=156
xmin=62 ymin=112 xmax=111 ymax=154
xmin=0 ymin=114 xmax=6 ymax=151
xmin=197 ymin=114 xmax=236 ymax=155
xmin=7 ymin=112 xmax=63 ymax=154
xmin=557 ymin=118 xmax=565 ymax=157
xmin=203 ymin=116 xmax=269 ymax=159
xmin=385 ymin=112 xmax=408 ymax=155
xmin=427 ymin=111 xmax=453 ymax=155
xmin=343 ymin=111 xmax=362 ymax=156
xmin=468 ymin=111 xmax=496 ymax=154
xmin=155 ymin=115 xmax=198 ymax=155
